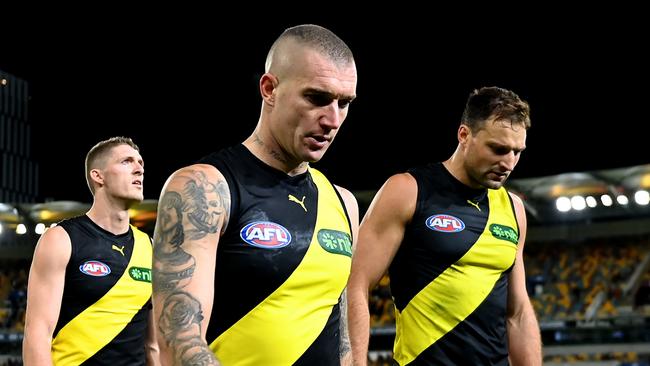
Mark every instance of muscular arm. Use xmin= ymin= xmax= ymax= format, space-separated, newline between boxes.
xmin=23 ymin=227 xmax=71 ymax=366
xmin=335 ymin=186 xmax=360 ymax=366
xmin=347 ymin=173 xmax=417 ymax=366
xmin=152 ymin=164 xmax=229 ymax=366
xmin=507 ymin=193 xmax=542 ymax=366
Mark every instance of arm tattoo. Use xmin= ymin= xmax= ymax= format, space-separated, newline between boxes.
xmin=339 ymin=291 xmax=351 ymax=360
xmin=153 ymin=191 xmax=195 ymax=293
xmin=153 ymin=170 xmax=230 ymax=365
xmin=158 ymin=292 xmax=218 ymax=365
xmin=183 ymin=171 xmax=229 ymax=239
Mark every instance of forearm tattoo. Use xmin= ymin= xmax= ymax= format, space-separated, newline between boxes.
xmin=153 ymin=170 xmax=230 ymax=365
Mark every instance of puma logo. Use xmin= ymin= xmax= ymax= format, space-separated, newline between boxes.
xmin=467 ymin=200 xmax=481 ymax=212
xmin=288 ymin=194 xmax=307 ymax=212
xmin=112 ymin=244 xmax=125 ymax=256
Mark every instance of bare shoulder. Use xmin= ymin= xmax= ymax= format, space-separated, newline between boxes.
xmin=507 ymin=191 xmax=528 ymax=244
xmin=363 ymin=172 xmax=417 ymax=225
xmin=39 ymin=225 xmax=70 ymax=243
xmin=165 ymin=163 xmax=225 ymax=187
xmin=507 ymin=191 xmax=527 ymax=219
xmin=334 ymin=185 xmax=358 ymax=207
xmin=375 ymin=173 xmax=417 ymax=209
xmin=384 ymin=172 xmax=417 ymax=192
xmin=158 ymin=163 xmax=232 ymax=237
xmin=33 ymin=226 xmax=72 ymax=266
xmin=36 ymin=226 xmax=70 ymax=251
xmin=161 ymin=163 xmax=231 ymax=210
xmin=334 ymin=185 xmax=360 ymax=229
xmin=508 ymin=191 xmax=524 ymax=207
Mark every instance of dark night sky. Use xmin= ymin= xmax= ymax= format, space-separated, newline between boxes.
xmin=1 ymin=13 xmax=647 ymax=203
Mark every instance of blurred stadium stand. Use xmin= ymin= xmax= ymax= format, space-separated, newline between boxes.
xmin=3 ymin=165 xmax=650 ymax=365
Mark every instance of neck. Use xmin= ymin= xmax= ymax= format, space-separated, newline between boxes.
xmin=86 ymin=194 xmax=132 ymax=235
xmin=443 ymin=145 xmax=481 ymax=189
xmin=243 ymin=128 xmax=308 ymax=176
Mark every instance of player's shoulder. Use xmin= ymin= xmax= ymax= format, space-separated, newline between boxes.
xmin=164 ymin=163 xmax=227 ymax=187
xmin=33 ymin=225 xmax=72 ymax=262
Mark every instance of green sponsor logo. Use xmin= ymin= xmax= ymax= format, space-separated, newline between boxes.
xmin=317 ymin=229 xmax=352 ymax=257
xmin=489 ymin=224 xmax=519 ymax=244
xmin=129 ymin=266 xmax=152 ymax=283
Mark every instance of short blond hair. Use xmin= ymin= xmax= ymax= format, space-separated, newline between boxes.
xmin=85 ymin=136 xmax=139 ymax=195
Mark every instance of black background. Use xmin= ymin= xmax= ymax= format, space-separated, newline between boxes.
xmin=1 ymin=11 xmax=646 ymax=202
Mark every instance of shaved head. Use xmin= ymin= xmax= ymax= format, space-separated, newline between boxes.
xmin=265 ymin=24 xmax=354 ymax=78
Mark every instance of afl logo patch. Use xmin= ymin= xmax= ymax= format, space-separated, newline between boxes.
xmin=240 ymin=221 xmax=292 ymax=249
xmin=79 ymin=260 xmax=111 ymax=277
xmin=426 ymin=214 xmax=465 ymax=233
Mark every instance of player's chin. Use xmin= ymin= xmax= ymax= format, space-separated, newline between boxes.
xmin=303 ymin=147 xmax=328 ymax=162
xmin=483 ymin=172 xmax=508 ymax=189
xmin=128 ymin=192 xmax=145 ymax=203
xmin=482 ymin=178 xmax=505 ymax=190
xmin=487 ymin=182 xmax=504 ymax=190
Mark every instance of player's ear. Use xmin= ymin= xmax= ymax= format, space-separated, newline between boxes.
xmin=260 ymin=73 xmax=278 ymax=106
xmin=90 ymin=168 xmax=104 ymax=188
xmin=458 ymin=124 xmax=471 ymax=144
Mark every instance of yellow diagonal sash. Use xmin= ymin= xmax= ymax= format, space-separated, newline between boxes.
xmin=52 ymin=227 xmax=152 ymax=365
xmin=210 ymin=168 xmax=351 ymax=366
xmin=394 ymin=189 xmax=517 ymax=365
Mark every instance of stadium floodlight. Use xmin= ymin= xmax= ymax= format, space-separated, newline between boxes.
xmin=617 ymin=195 xmax=629 ymax=205
xmin=35 ymin=223 xmax=46 ymax=235
xmin=601 ymin=194 xmax=613 ymax=207
xmin=570 ymin=196 xmax=586 ymax=211
xmin=16 ymin=223 xmax=27 ymax=235
xmin=634 ymin=190 xmax=649 ymax=205
xmin=556 ymin=196 xmax=571 ymax=212
xmin=585 ymin=196 xmax=598 ymax=208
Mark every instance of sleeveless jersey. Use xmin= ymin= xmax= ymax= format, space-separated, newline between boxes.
xmin=391 ymin=163 xmax=519 ymax=365
xmin=199 ymin=144 xmax=353 ymax=366
xmin=52 ymin=215 xmax=152 ymax=366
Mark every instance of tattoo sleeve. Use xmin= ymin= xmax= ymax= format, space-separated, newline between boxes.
xmin=153 ymin=170 xmax=230 ymax=365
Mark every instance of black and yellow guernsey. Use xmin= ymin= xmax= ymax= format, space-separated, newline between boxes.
xmin=199 ymin=144 xmax=353 ymax=366
xmin=52 ymin=215 xmax=152 ymax=366
xmin=391 ymin=163 xmax=519 ymax=365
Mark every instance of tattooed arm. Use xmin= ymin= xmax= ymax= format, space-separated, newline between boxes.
xmin=152 ymin=164 xmax=230 ymax=366
xmin=335 ymin=186 xmax=359 ymax=366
